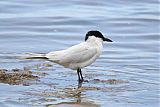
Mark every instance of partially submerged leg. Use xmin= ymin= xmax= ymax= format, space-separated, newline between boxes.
xmin=77 ymin=68 xmax=84 ymax=83
xmin=79 ymin=68 xmax=83 ymax=81
xmin=77 ymin=68 xmax=81 ymax=81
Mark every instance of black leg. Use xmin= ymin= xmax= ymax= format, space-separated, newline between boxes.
xmin=77 ymin=68 xmax=81 ymax=81
xmin=77 ymin=68 xmax=84 ymax=83
xmin=79 ymin=69 xmax=84 ymax=81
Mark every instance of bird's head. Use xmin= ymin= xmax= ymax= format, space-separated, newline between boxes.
xmin=85 ymin=30 xmax=112 ymax=42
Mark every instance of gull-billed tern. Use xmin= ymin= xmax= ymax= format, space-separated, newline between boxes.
xmin=26 ymin=30 xmax=112 ymax=82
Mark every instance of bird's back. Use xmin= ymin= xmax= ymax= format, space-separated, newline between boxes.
xmin=45 ymin=39 xmax=102 ymax=70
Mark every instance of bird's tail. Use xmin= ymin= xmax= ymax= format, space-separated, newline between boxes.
xmin=24 ymin=53 xmax=48 ymax=59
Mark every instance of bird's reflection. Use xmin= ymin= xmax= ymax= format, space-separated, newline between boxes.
xmin=76 ymin=81 xmax=83 ymax=103
xmin=78 ymin=81 xmax=82 ymax=88
xmin=46 ymin=81 xmax=100 ymax=107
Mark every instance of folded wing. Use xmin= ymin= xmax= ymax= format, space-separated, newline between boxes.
xmin=46 ymin=42 xmax=97 ymax=67
xmin=59 ymin=47 xmax=97 ymax=64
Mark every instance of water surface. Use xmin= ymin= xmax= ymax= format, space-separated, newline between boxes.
xmin=0 ymin=0 xmax=159 ymax=107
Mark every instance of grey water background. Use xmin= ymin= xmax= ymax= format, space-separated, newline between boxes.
xmin=0 ymin=0 xmax=159 ymax=107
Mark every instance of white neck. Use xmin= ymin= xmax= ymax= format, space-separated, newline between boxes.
xmin=86 ymin=36 xmax=103 ymax=45
xmin=85 ymin=36 xmax=103 ymax=62
xmin=86 ymin=36 xmax=103 ymax=54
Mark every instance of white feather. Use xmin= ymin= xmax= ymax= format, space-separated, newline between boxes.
xmin=45 ymin=36 xmax=103 ymax=69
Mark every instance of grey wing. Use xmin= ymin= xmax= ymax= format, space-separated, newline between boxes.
xmin=59 ymin=47 xmax=97 ymax=64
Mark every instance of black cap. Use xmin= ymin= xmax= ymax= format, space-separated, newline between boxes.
xmin=85 ymin=30 xmax=112 ymax=42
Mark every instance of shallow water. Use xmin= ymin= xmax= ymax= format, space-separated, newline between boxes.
xmin=0 ymin=0 xmax=159 ymax=107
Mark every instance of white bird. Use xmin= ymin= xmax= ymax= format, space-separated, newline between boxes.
xmin=26 ymin=30 xmax=112 ymax=82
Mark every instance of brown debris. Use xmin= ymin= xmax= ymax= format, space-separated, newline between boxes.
xmin=0 ymin=68 xmax=39 ymax=85
xmin=93 ymin=79 xmax=128 ymax=84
